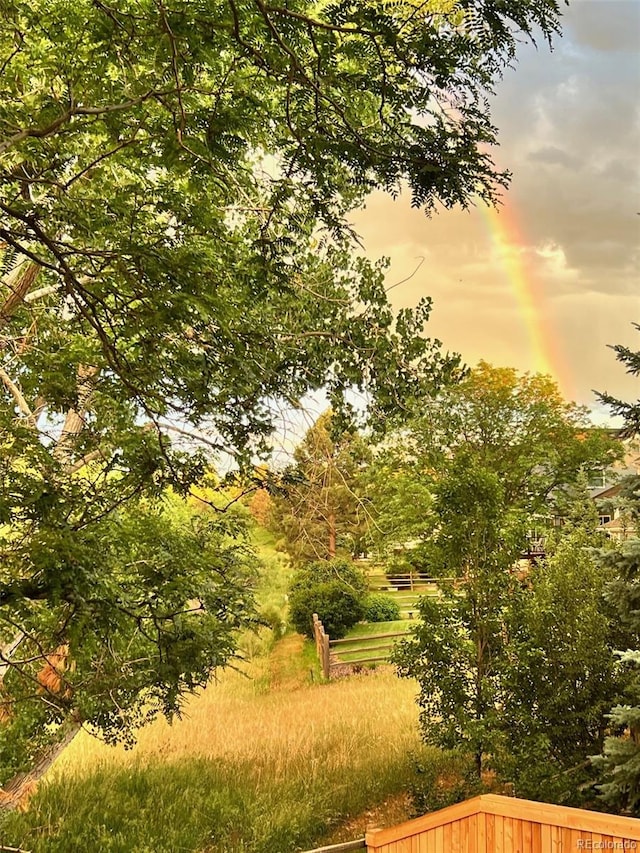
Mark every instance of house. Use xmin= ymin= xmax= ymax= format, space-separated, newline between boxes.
xmin=520 ymin=437 xmax=640 ymax=556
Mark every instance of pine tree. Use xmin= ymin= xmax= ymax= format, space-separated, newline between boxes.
xmin=593 ymin=329 xmax=640 ymax=813
xmin=592 ymin=476 xmax=640 ymax=813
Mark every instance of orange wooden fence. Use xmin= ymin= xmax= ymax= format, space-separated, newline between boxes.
xmin=365 ymin=794 xmax=640 ymax=853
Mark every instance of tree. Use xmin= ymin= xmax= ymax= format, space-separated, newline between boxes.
xmin=589 ymin=328 xmax=640 ymax=814
xmin=394 ymin=453 xmax=524 ymax=780
xmin=590 ymin=477 xmax=640 ymax=814
xmin=0 ymin=0 xmax=567 ymax=795
xmin=270 ymin=411 xmax=370 ymax=563
xmin=392 ymin=365 xmax=620 ymax=784
xmin=0 ymin=493 xmax=257 ymax=798
xmin=500 ymin=499 xmax=623 ymax=805
xmin=372 ymin=363 xmax=620 ymax=559
xmin=598 ymin=323 xmax=640 ymax=437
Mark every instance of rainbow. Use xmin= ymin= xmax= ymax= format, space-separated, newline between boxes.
xmin=477 ymin=201 xmax=574 ymax=401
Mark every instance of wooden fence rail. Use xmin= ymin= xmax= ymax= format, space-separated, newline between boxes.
xmin=311 ymin=614 xmax=410 ymax=679
xmin=300 ymin=838 xmax=366 ymax=853
xmin=329 ymin=630 xmax=410 ymax=645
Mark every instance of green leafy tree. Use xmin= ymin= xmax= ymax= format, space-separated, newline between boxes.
xmin=501 ymin=500 xmax=622 ymax=805
xmin=372 ymin=363 xmax=620 ymax=561
xmin=0 ymin=0 xmax=567 ymax=794
xmin=392 ymin=365 xmax=620 ymax=783
xmin=394 ymin=454 xmax=524 ymax=780
xmin=0 ymin=494 xmax=256 ymax=795
xmin=270 ymin=411 xmax=371 ymax=562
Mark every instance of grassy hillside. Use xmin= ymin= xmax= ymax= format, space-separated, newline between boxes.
xmin=2 ymin=640 xmax=431 ymax=853
xmin=0 ymin=528 xmax=439 ymax=853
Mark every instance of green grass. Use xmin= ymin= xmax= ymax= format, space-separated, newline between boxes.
xmin=238 ymin=526 xmax=293 ymax=660
xmin=341 ymin=620 xmax=413 ymax=639
xmin=251 ymin=526 xmax=293 ymax=613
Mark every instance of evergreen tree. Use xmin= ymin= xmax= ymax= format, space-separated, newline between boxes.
xmin=270 ymin=412 xmax=370 ymax=563
xmin=502 ymin=490 xmax=622 ymax=805
xmin=592 ymin=327 xmax=640 ymax=814
xmin=592 ymin=476 xmax=640 ymax=814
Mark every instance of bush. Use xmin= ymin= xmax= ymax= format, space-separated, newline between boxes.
xmin=261 ymin=605 xmax=286 ymax=641
xmin=363 ymin=593 xmax=401 ymax=623
xmin=289 ymin=580 xmax=364 ymax=640
xmin=410 ymin=750 xmax=483 ymax=815
xmin=288 ymin=559 xmax=368 ymax=639
xmin=290 ymin=559 xmax=368 ymax=597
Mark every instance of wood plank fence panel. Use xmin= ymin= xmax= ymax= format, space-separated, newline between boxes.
xmin=467 ymin=813 xmax=478 ymax=853
xmin=486 ymin=813 xmax=496 ymax=853
xmin=477 ymin=812 xmax=487 ymax=853
xmin=451 ymin=817 xmax=461 ymax=850
xmin=494 ymin=814 xmax=504 ymax=853
xmin=366 ymin=794 xmax=640 ymax=853
xmin=504 ymin=816 xmax=514 ymax=852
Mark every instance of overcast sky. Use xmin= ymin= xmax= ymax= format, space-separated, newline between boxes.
xmin=352 ymin=0 xmax=640 ymax=419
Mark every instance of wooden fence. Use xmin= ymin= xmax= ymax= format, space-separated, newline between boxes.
xmin=301 ymin=839 xmax=366 ymax=853
xmin=365 ymin=794 xmax=640 ymax=853
xmin=311 ymin=613 xmax=332 ymax=679
xmin=311 ymin=614 xmax=409 ymax=679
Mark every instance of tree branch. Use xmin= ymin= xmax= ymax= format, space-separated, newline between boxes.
xmin=0 ymin=365 xmax=37 ymax=427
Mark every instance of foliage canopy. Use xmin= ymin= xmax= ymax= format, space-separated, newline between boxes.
xmin=1 ymin=0 xmax=567 ymax=789
xmin=392 ymin=365 xmax=620 ymax=787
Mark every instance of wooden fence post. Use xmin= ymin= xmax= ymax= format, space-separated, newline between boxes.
xmin=322 ymin=633 xmax=330 ymax=680
xmin=312 ymin=613 xmax=332 ymax=680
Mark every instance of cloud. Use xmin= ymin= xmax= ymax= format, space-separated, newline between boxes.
xmin=565 ymin=0 xmax=640 ymax=53
xmin=351 ymin=2 xmax=640 ymax=413
xmin=527 ymin=147 xmax=578 ymax=169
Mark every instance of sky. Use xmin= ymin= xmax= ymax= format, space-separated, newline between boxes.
xmin=352 ymin=0 xmax=640 ymax=420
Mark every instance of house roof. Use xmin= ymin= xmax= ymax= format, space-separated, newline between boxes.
xmin=590 ymin=483 xmax=623 ymax=500
xmin=365 ymin=794 xmax=640 ymax=848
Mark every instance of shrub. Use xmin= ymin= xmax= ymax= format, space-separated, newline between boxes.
xmin=288 ymin=559 xmax=368 ymax=639
xmin=363 ymin=593 xmax=401 ymax=623
xmin=290 ymin=559 xmax=367 ymax=597
xmin=289 ymin=581 xmax=365 ymax=640
xmin=410 ymin=750 xmax=483 ymax=815
xmin=261 ymin=605 xmax=286 ymax=641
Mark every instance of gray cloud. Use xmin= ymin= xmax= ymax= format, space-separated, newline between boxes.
xmin=528 ymin=146 xmax=580 ymax=169
xmin=565 ymin=0 xmax=640 ymax=53
xmin=352 ymin=2 xmax=640 ymax=410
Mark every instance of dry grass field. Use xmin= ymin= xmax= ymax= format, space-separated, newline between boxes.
xmin=54 ymin=635 xmax=421 ymax=782
xmin=0 ymin=531 xmax=442 ymax=852
xmin=1 ymin=634 xmax=436 ymax=853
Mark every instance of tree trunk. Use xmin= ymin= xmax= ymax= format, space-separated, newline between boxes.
xmin=0 ymin=720 xmax=82 ymax=810
xmin=0 ymin=633 xmax=25 ymax=683
xmin=0 ymin=357 xmax=95 ymax=808
xmin=328 ymin=511 xmax=336 ymax=558
xmin=53 ymin=364 xmax=98 ymax=463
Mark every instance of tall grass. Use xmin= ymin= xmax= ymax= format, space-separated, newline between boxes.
xmin=1 ymin=530 xmax=441 ymax=852
xmin=1 ymin=640 xmax=435 ymax=853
